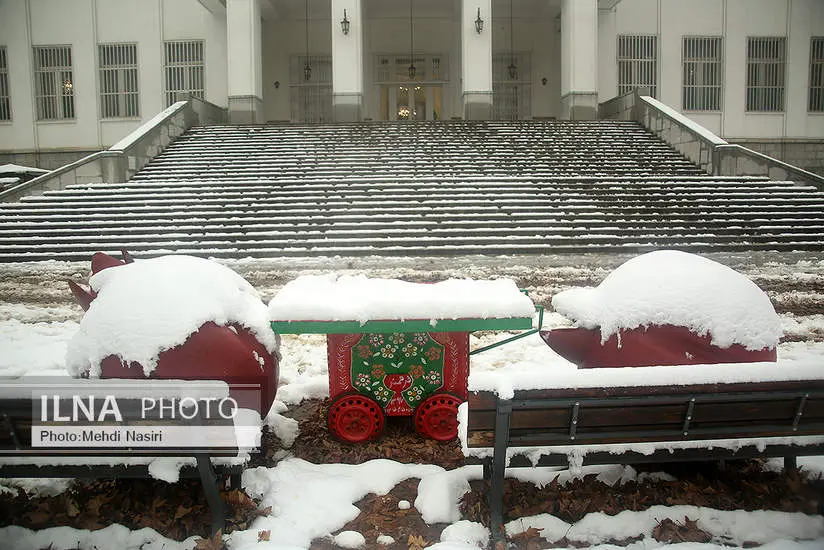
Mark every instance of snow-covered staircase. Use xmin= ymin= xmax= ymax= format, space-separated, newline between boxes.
xmin=2 ymin=120 xmax=823 ymax=261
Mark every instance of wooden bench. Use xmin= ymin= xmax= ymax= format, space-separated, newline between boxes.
xmin=0 ymin=381 xmax=260 ymax=535
xmin=465 ymin=378 xmax=824 ymax=543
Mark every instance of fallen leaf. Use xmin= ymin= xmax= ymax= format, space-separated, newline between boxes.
xmin=511 ymin=526 xmax=544 ymax=542
xmin=65 ymin=498 xmax=80 ymax=518
xmin=408 ymin=534 xmax=427 ymax=550
xmin=194 ymin=529 xmax=224 ymax=550
xmin=174 ymin=505 xmax=193 ymax=521
xmin=653 ymin=517 xmax=712 ymax=544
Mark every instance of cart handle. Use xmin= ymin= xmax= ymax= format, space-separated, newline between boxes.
xmin=469 ymin=305 xmax=544 ymax=356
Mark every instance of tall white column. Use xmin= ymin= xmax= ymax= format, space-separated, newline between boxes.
xmin=561 ymin=0 xmax=598 ymax=120
xmin=461 ymin=0 xmax=492 ymax=119
xmin=331 ymin=0 xmax=363 ymax=122
xmin=227 ymin=0 xmax=263 ymax=123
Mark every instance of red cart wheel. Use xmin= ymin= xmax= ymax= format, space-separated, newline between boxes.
xmin=414 ymin=393 xmax=463 ymax=441
xmin=327 ymin=393 xmax=385 ymax=443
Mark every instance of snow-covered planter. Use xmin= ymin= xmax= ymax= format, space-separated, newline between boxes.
xmin=544 ymin=250 xmax=781 ymax=368
xmin=66 ymin=252 xmax=280 ymax=415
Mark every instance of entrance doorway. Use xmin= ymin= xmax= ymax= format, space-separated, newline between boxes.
xmin=380 ymin=84 xmax=442 ymax=120
xmin=375 ymin=54 xmax=447 ymax=121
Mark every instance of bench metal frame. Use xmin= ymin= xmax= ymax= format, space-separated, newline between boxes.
xmin=469 ymin=386 xmax=824 ymax=543
xmin=1 ymin=395 xmax=250 ymax=535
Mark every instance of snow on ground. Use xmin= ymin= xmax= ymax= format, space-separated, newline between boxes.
xmin=1 ymin=252 xmax=824 ymax=550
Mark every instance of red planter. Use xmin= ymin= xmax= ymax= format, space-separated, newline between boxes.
xmin=541 ymin=325 xmax=777 ymax=368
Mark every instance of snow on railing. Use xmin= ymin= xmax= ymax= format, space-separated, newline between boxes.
xmin=0 ymin=96 xmax=228 ymax=203
xmin=0 ymin=151 xmax=127 ymax=203
xmin=600 ymin=89 xmax=824 ymax=190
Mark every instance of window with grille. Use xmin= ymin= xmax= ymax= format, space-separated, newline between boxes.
xmin=33 ymin=45 xmax=74 ymax=120
xmin=290 ymin=55 xmax=332 ymax=123
xmin=810 ymin=37 xmax=824 ymax=112
xmin=617 ymin=35 xmax=658 ymax=98
xmin=682 ymin=37 xmax=722 ymax=111
xmin=98 ymin=43 xmax=139 ymax=118
xmin=164 ymin=40 xmax=204 ymax=106
xmin=373 ymin=54 xmax=448 ymax=83
xmin=746 ymin=37 xmax=785 ymax=112
xmin=0 ymin=46 xmax=9 ymax=121
xmin=492 ymin=53 xmax=531 ymax=120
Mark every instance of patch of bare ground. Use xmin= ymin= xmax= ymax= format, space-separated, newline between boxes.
xmin=277 ymin=398 xmax=465 ymax=469
xmin=310 ymin=478 xmax=446 ymax=550
xmin=771 ymin=294 xmax=824 ymax=316
xmin=0 ymin=479 xmax=266 ymax=542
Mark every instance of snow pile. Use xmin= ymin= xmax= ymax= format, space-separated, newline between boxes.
xmin=507 ymin=507 xmax=824 ymax=547
xmin=230 ymin=458 xmax=442 ymax=548
xmin=552 ymin=250 xmax=782 ymax=350
xmin=440 ymin=520 xmax=489 ymax=548
xmin=333 ymin=530 xmax=365 ymax=548
xmin=65 ymin=255 xmax=278 ymax=377
xmin=268 ymin=274 xmax=535 ymax=323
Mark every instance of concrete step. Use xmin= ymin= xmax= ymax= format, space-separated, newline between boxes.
xmin=2 ymin=120 xmax=820 ymax=261
xmin=3 ymin=233 xmax=823 ymax=263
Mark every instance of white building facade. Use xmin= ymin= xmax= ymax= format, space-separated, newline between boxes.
xmin=0 ymin=0 xmax=822 ymax=169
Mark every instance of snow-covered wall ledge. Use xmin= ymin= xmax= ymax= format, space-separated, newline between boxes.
xmin=110 ymin=97 xmax=228 ymax=181
xmin=601 ymin=88 xmax=824 ymax=189
xmin=0 ymin=98 xmax=228 ymax=203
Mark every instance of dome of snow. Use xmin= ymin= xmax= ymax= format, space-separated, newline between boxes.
xmin=551 ymin=250 xmax=782 ymax=351
xmin=66 ymin=255 xmax=279 ymax=377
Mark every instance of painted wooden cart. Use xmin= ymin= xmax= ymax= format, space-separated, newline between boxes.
xmin=270 ymin=316 xmax=535 ymax=443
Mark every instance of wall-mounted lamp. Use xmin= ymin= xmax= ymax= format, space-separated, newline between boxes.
xmin=408 ymin=0 xmax=416 ymax=80
xmin=507 ymin=0 xmax=517 ymax=80
xmin=474 ymin=7 xmax=484 ymax=34
xmin=304 ymin=0 xmax=311 ymax=80
xmin=341 ymin=9 xmax=350 ymax=35
xmin=541 ymin=77 xmax=547 ymax=86
xmin=274 ymin=80 xmax=280 ymax=89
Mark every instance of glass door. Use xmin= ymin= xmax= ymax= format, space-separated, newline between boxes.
xmin=375 ymin=54 xmax=447 ymax=121
xmin=381 ymin=85 xmax=443 ymax=121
